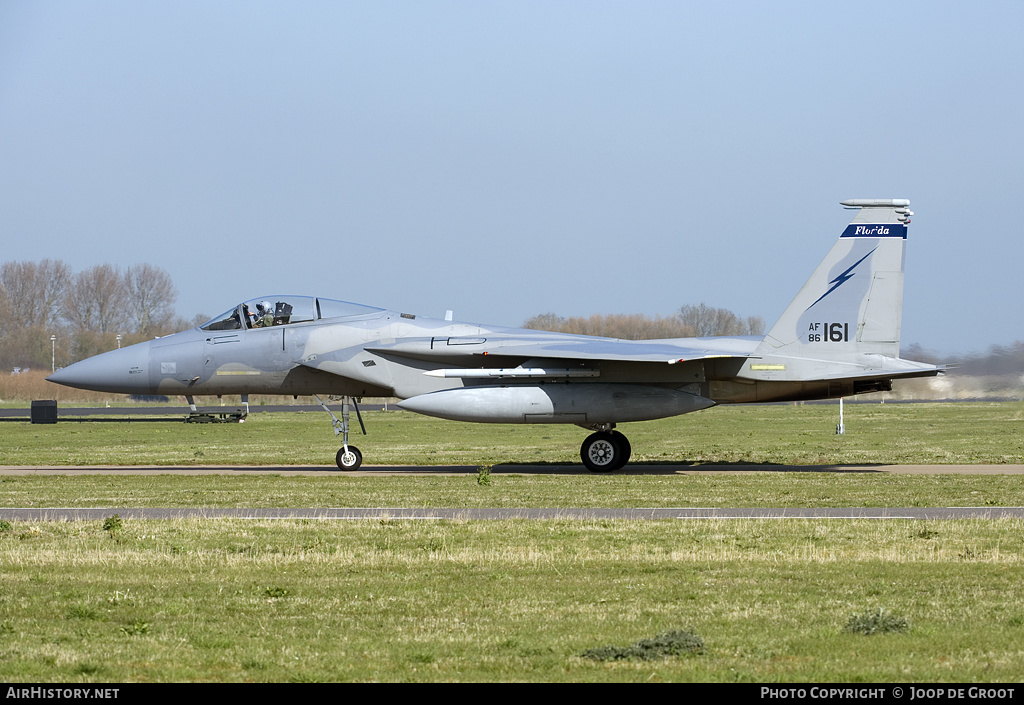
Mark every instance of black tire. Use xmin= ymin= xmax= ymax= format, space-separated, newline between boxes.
xmin=580 ymin=432 xmax=629 ymax=473
xmin=610 ymin=430 xmax=631 ymax=466
xmin=336 ymin=446 xmax=363 ymax=471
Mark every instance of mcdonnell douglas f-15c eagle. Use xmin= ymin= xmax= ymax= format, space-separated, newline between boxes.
xmin=48 ymin=199 xmax=942 ymax=471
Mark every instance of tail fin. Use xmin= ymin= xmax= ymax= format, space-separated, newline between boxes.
xmin=755 ymin=199 xmax=913 ymax=362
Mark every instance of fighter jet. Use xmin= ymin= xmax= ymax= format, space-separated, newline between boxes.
xmin=48 ymin=198 xmax=942 ymax=471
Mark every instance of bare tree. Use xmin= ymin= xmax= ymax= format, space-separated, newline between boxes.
xmin=0 ymin=259 xmax=185 ymax=369
xmin=524 ymin=312 xmax=695 ymax=340
xmin=63 ymin=264 xmax=129 ymax=333
xmin=124 ymin=263 xmax=177 ymax=335
xmin=522 ymin=312 xmax=566 ymax=332
xmin=525 ymin=304 xmax=766 ymax=340
xmin=0 ymin=279 xmax=10 ymax=337
xmin=678 ymin=302 xmax=763 ymax=336
xmin=0 ymin=259 xmax=72 ymax=328
xmin=745 ymin=315 xmax=766 ymax=336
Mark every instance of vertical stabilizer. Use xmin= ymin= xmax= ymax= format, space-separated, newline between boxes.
xmin=755 ymin=199 xmax=913 ymax=364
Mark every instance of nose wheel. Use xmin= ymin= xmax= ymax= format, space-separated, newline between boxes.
xmin=580 ymin=430 xmax=631 ymax=472
xmin=315 ymin=395 xmax=367 ymax=471
xmin=336 ymin=445 xmax=363 ymax=470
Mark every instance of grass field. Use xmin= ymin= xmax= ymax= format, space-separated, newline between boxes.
xmin=2 ymin=517 xmax=1023 ymax=682
xmin=1 ymin=401 xmax=1022 ymax=682
xmin=2 ymin=400 xmax=1022 ymax=467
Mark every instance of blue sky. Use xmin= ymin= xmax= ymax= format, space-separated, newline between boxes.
xmin=2 ymin=1 xmax=1021 ymax=357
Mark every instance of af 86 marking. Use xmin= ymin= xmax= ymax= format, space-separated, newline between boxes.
xmin=807 ymin=322 xmax=849 ymax=343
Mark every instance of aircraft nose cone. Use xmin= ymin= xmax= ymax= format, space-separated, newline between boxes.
xmin=47 ymin=341 xmax=152 ymax=394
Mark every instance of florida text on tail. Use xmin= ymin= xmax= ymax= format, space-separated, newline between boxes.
xmin=48 ymin=198 xmax=943 ymax=471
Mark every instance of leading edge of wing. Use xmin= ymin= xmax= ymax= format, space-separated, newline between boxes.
xmin=365 ymin=334 xmax=761 ymax=365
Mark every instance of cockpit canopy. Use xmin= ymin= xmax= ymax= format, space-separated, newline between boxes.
xmin=200 ymin=296 xmax=385 ymax=331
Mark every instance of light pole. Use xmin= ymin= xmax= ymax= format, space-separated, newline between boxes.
xmin=50 ymin=335 xmax=56 ymax=372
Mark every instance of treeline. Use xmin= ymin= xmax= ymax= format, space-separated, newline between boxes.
xmin=523 ymin=303 xmax=766 ymax=339
xmin=1 ymin=259 xmax=197 ymax=371
xmin=900 ymin=342 xmax=1024 ymax=378
xmin=957 ymin=341 xmax=1024 ymax=376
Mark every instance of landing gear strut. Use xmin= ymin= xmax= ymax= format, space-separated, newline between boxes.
xmin=315 ymin=395 xmax=366 ymax=470
xmin=580 ymin=425 xmax=632 ymax=473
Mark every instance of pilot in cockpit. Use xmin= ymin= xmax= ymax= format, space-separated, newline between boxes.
xmin=254 ymin=301 xmax=275 ymax=327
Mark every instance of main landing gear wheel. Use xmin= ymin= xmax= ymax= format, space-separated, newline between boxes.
xmin=580 ymin=431 xmax=631 ymax=473
xmin=336 ymin=446 xmax=363 ymax=471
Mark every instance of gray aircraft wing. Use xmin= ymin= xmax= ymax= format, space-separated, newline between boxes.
xmin=365 ymin=334 xmax=761 ymax=365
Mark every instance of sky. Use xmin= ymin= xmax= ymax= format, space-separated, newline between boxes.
xmin=1 ymin=0 xmax=1021 ymax=358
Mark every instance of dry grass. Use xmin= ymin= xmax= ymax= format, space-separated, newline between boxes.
xmin=0 ymin=370 xmax=123 ymax=405
xmin=2 ymin=517 xmax=1023 ymax=682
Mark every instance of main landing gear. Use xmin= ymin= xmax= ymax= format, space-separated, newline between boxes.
xmin=580 ymin=425 xmax=632 ymax=473
xmin=312 ymin=401 xmax=633 ymax=473
xmin=315 ymin=395 xmax=366 ymax=470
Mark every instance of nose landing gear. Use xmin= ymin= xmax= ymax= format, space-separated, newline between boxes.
xmin=315 ymin=395 xmax=366 ymax=470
